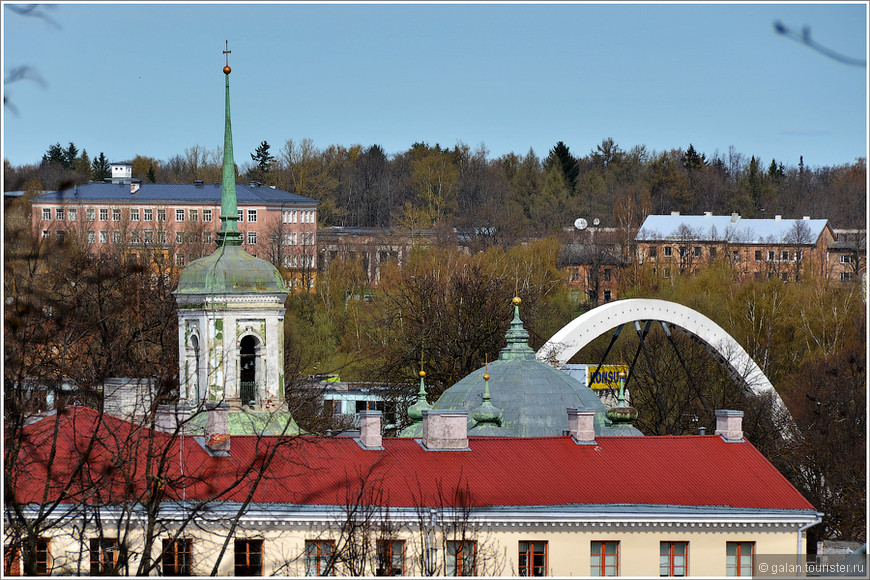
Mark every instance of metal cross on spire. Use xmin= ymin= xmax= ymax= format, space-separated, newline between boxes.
xmin=224 ymin=40 xmax=231 ymax=66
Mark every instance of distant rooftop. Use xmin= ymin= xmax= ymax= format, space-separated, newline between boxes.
xmin=636 ymin=213 xmax=830 ymax=245
xmin=31 ymin=182 xmax=319 ymax=206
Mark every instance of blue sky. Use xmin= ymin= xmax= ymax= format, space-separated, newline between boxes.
xmin=3 ymin=2 xmax=867 ymax=171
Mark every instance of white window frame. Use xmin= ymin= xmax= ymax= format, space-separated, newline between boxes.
xmin=175 ymin=209 xmax=185 ymax=222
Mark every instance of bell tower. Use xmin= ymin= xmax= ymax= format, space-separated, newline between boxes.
xmin=173 ymin=44 xmax=288 ymax=410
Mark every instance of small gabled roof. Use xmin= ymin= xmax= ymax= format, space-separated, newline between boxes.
xmin=32 ymin=183 xmax=318 ymax=206
xmin=636 ymin=214 xmax=830 ymax=245
xmin=10 ymin=406 xmax=815 ymax=514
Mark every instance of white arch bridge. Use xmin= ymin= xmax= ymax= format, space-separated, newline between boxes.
xmin=536 ymin=299 xmax=795 ymax=434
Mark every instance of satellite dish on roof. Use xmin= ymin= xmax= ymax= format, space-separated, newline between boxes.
xmin=574 ymin=218 xmax=588 ymax=230
xmin=593 ymin=218 xmax=600 ymax=226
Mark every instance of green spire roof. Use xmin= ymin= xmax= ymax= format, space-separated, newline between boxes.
xmin=606 ymin=368 xmax=639 ymax=425
xmin=217 ymin=59 xmax=243 ymax=247
xmin=406 ymin=371 xmax=433 ymax=423
xmin=175 ymin=50 xmax=286 ymax=296
xmin=499 ymin=297 xmax=536 ymax=361
xmin=471 ymin=370 xmax=502 ymax=426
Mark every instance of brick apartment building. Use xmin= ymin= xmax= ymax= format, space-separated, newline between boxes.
xmin=30 ymin=180 xmax=319 ymax=288
xmin=635 ymin=212 xmax=841 ymax=282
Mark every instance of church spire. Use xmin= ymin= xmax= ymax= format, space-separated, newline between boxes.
xmin=217 ymin=40 xmax=243 ymax=247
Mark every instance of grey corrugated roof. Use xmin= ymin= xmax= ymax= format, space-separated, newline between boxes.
xmin=32 ymin=183 xmax=318 ymax=206
xmin=636 ymin=214 xmax=829 ymax=245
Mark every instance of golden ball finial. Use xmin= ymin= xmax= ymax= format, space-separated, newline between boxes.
xmin=512 ymin=296 xmax=521 ymax=306
xmin=223 ymin=65 xmax=232 ymax=75
xmin=483 ymin=373 xmax=490 ymax=381
xmin=419 ymin=370 xmax=426 ymax=378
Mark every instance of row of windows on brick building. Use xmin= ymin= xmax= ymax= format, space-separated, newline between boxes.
xmin=40 ymin=207 xmax=315 ymax=224
xmin=41 ymin=229 xmax=315 ymax=248
xmin=4 ymin=537 xmax=756 ymax=576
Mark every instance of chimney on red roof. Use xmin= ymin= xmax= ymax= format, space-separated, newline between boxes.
xmin=358 ymin=410 xmax=383 ymax=450
xmin=566 ymin=408 xmax=596 ymax=444
xmin=714 ymin=409 xmax=744 ymax=442
xmin=421 ymin=410 xmax=469 ymax=450
xmin=205 ymin=402 xmax=230 ymax=455
xmin=155 ymin=404 xmax=191 ymax=434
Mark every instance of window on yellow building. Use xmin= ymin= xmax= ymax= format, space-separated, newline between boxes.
xmin=90 ymin=538 xmax=118 ymax=575
xmin=305 ymin=540 xmax=334 ymax=576
xmin=659 ymin=541 xmax=687 ymax=577
xmin=235 ymin=539 xmax=263 ymax=576
xmin=590 ymin=540 xmax=618 ymax=577
xmin=376 ymin=539 xmax=404 ymax=576
xmin=4 ymin=544 xmax=20 ymax=576
xmin=446 ymin=540 xmax=476 ymax=577
xmin=725 ymin=542 xmax=754 ymax=576
xmin=162 ymin=538 xmax=191 ymax=576
xmin=518 ymin=541 xmax=547 ymax=576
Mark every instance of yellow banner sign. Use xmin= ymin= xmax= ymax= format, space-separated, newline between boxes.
xmin=588 ymin=365 xmax=629 ymax=389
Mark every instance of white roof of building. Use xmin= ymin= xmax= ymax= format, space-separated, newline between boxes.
xmin=636 ymin=213 xmax=830 ymax=245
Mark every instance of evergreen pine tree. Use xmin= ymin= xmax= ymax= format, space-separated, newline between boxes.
xmin=544 ymin=141 xmax=579 ymax=189
xmin=92 ymin=152 xmax=111 ymax=182
xmin=250 ymin=140 xmax=275 ymax=182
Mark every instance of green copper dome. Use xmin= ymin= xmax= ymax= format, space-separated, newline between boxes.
xmin=402 ymin=298 xmax=643 ymax=438
xmin=175 ymin=245 xmax=286 ymax=295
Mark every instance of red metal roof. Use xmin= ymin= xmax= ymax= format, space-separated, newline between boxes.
xmin=8 ymin=407 xmax=813 ymax=511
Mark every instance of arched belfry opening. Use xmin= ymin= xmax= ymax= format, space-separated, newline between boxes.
xmin=190 ymin=334 xmax=202 ymax=404
xmin=239 ymin=335 xmax=260 ymax=405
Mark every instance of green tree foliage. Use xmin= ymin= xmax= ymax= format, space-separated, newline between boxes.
xmin=544 ymin=141 xmax=579 ymax=189
xmin=74 ymin=149 xmax=91 ymax=182
xmin=41 ymin=142 xmax=68 ymax=168
xmin=682 ymin=143 xmax=706 ymax=171
xmin=248 ymin=140 xmax=276 ymax=184
xmin=646 ymin=150 xmax=691 ymax=214
xmin=91 ymin=152 xmax=111 ymax=182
